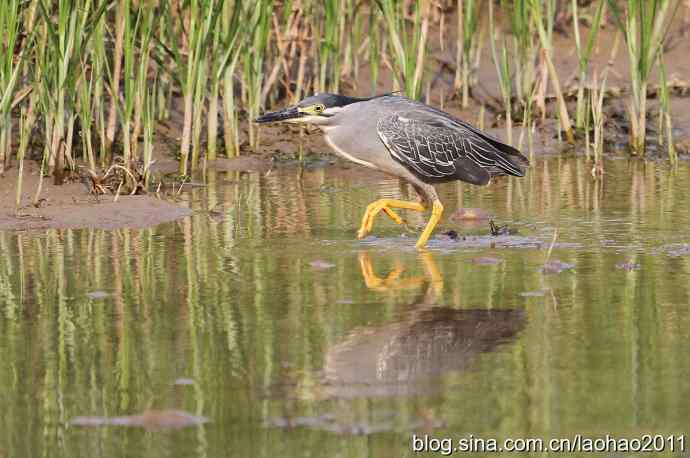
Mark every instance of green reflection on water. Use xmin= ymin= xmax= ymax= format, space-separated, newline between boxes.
xmin=1 ymin=157 xmax=690 ymax=457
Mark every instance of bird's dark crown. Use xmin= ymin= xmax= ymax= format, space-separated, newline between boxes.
xmin=297 ymin=93 xmax=390 ymax=109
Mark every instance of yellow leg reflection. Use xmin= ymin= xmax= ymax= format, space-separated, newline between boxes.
xmin=356 ymin=198 xmax=426 ymax=239
xmin=358 ymin=251 xmax=443 ymax=296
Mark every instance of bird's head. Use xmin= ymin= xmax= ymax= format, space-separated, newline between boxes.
xmin=255 ymin=93 xmax=372 ymax=126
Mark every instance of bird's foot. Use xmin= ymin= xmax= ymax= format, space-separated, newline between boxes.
xmin=357 ymin=204 xmax=404 ymax=238
xmin=358 ymin=199 xmax=427 ymax=239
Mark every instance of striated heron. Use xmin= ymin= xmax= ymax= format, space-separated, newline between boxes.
xmin=256 ymin=93 xmax=529 ymax=248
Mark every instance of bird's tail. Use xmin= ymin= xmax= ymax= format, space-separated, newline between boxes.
xmin=488 ymin=139 xmax=530 ymax=177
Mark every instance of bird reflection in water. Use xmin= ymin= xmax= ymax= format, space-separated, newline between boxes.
xmin=322 ymin=251 xmax=525 ymax=399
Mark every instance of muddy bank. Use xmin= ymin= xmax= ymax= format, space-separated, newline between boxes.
xmin=0 ymin=161 xmax=192 ymax=231
xmin=150 ymin=155 xmax=274 ymax=174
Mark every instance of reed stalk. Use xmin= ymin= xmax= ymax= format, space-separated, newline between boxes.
xmin=377 ymin=0 xmax=430 ymax=99
xmin=142 ymin=83 xmax=155 ymax=188
xmin=489 ymin=0 xmax=513 ymax=145
xmin=318 ymin=0 xmax=340 ymax=93
xmin=78 ymin=65 xmax=96 ymax=170
xmin=106 ymin=0 xmax=126 ymax=151
xmin=220 ymin=0 xmax=243 ymax=157
xmin=503 ymin=0 xmax=538 ymax=114
xmin=454 ymin=0 xmax=479 ymax=107
xmin=608 ymin=0 xmax=680 ymax=155
xmin=16 ymin=95 xmax=37 ymax=212
xmin=243 ymin=0 xmax=273 ymax=152
xmin=531 ymin=0 xmax=574 ymax=144
xmin=130 ymin=3 xmax=156 ymax=163
xmin=36 ymin=0 xmax=108 ymax=182
xmin=590 ymin=70 xmax=607 ymax=177
xmin=91 ymin=11 xmax=108 ymax=167
xmin=0 ymin=0 xmax=34 ymax=175
xmin=572 ymin=0 xmax=606 ymax=131
xmin=368 ymin=9 xmax=381 ymax=95
xmin=207 ymin=24 xmax=222 ymax=161
xmin=164 ymin=0 xmax=224 ymax=175
xmin=657 ymin=54 xmax=676 ymax=164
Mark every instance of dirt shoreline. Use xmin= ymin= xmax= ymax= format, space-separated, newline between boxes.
xmin=0 ymin=160 xmax=194 ymax=231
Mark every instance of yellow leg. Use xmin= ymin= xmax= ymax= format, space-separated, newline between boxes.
xmin=357 ymin=198 xmax=426 ymax=239
xmin=381 ymin=207 xmax=403 ymax=225
xmin=415 ymin=200 xmax=444 ymax=249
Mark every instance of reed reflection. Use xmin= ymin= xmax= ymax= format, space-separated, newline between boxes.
xmin=322 ymin=252 xmax=525 ymax=398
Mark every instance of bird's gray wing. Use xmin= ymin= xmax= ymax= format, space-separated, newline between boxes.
xmin=376 ymin=110 xmax=525 ymax=185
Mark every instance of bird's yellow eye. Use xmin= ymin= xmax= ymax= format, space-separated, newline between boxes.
xmin=314 ymin=104 xmax=325 ymax=113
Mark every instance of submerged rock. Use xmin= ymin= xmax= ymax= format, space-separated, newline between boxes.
xmin=470 ymin=257 xmax=504 ymax=265
xmin=451 ymin=208 xmax=491 ymax=221
xmin=309 ymin=260 xmax=336 ymax=270
xmin=69 ymin=409 xmax=209 ymax=431
xmin=615 ymin=261 xmax=640 ymax=271
xmin=663 ymin=244 xmax=690 ymax=257
xmin=86 ymin=291 xmax=109 ymax=300
xmin=442 ymin=230 xmax=459 ymax=240
xmin=541 ymin=260 xmax=575 ymax=274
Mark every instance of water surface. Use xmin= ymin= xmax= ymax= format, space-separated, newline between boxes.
xmin=1 ymin=157 xmax=690 ymax=457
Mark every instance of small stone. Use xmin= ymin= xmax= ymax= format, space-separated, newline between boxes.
xmin=452 ymin=208 xmax=490 ymax=221
xmin=541 ymin=260 xmax=575 ymax=274
xmin=310 ymin=260 xmax=335 ymax=270
xmin=443 ymin=230 xmax=459 ymax=240
xmin=471 ymin=257 xmax=503 ymax=265
xmin=615 ymin=261 xmax=640 ymax=271
xmin=86 ymin=291 xmax=109 ymax=300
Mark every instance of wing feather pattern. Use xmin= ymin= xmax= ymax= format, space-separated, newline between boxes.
xmin=377 ymin=108 xmax=529 ymax=185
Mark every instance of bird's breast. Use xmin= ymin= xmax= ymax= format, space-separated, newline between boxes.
xmin=322 ymin=128 xmax=378 ymax=170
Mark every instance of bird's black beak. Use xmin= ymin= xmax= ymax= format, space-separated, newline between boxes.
xmin=254 ymin=106 xmax=304 ymax=124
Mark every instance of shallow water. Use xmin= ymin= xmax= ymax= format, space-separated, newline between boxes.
xmin=1 ymin=157 xmax=690 ymax=457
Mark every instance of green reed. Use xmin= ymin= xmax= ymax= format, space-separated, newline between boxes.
xmin=1 ymin=0 xmax=686 ymax=179
xmin=572 ymin=0 xmax=606 ymax=131
xmin=237 ymin=0 xmax=272 ymax=153
xmin=377 ymin=0 xmax=430 ymax=99
xmin=489 ymin=0 xmax=513 ymax=145
xmin=35 ymin=0 xmax=109 ymax=183
xmin=368 ymin=8 xmax=381 ymax=95
xmin=531 ymin=0 xmax=574 ymax=144
xmin=89 ymin=7 xmax=108 ymax=166
xmin=317 ymin=0 xmax=340 ymax=93
xmin=78 ymin=64 xmax=96 ymax=170
xmin=217 ymin=0 xmax=243 ymax=158
xmin=162 ymin=0 xmax=223 ymax=175
xmin=608 ymin=0 xmax=680 ymax=156
xmin=590 ymin=70 xmax=607 ymax=177
xmin=0 ymin=0 xmax=33 ymax=175
xmin=502 ymin=0 xmax=538 ymax=113
xmin=15 ymin=95 xmax=37 ymax=212
xmin=454 ymin=0 xmax=479 ymax=108
xmin=121 ymin=0 xmax=155 ymax=165
xmin=142 ymin=83 xmax=155 ymax=187
xmin=657 ymin=55 xmax=676 ymax=164
xmin=207 ymin=19 xmax=222 ymax=162
xmin=105 ymin=0 xmax=124 ymax=151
